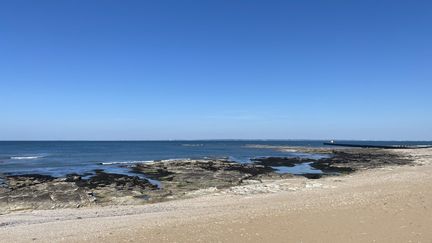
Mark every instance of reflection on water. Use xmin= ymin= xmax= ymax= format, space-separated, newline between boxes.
xmin=272 ymin=162 xmax=322 ymax=175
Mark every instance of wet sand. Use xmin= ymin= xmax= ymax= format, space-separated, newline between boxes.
xmin=1 ymin=148 xmax=431 ymax=242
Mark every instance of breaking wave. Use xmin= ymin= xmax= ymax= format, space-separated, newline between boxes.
xmin=100 ymin=160 xmax=154 ymax=165
xmin=10 ymin=156 xmax=44 ymax=160
xmin=100 ymin=158 xmax=193 ymax=165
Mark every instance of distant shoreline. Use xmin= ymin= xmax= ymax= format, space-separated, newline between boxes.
xmin=1 ymin=139 xmax=432 ymax=142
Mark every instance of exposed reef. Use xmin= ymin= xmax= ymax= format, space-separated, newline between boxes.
xmin=253 ymin=148 xmax=413 ymax=177
xmin=0 ymin=148 xmax=414 ymax=214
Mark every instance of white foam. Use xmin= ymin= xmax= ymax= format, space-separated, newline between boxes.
xmin=101 ymin=158 xmax=198 ymax=165
xmin=100 ymin=160 xmax=153 ymax=165
xmin=10 ymin=156 xmax=41 ymax=160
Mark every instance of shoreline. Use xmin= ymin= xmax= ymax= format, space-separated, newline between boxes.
xmin=0 ymin=148 xmax=431 ymax=242
xmin=0 ymin=147 xmax=413 ymax=213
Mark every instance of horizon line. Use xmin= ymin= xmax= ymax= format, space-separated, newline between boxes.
xmin=1 ymin=139 xmax=431 ymax=142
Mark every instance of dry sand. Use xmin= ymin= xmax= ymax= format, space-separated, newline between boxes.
xmin=1 ymin=149 xmax=432 ymax=242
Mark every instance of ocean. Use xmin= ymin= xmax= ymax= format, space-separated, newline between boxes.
xmin=0 ymin=140 xmax=431 ymax=178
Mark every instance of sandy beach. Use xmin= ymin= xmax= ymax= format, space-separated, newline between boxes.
xmin=3 ymin=0 xmax=431 ymax=241
xmin=0 ymin=148 xmax=431 ymax=242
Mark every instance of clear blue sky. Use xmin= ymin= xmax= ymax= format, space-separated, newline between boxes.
xmin=1 ymin=0 xmax=431 ymax=140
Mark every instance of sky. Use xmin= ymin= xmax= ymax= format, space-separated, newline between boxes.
xmin=1 ymin=0 xmax=431 ymax=140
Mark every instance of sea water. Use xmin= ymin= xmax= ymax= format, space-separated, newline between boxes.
xmin=0 ymin=140 xmax=430 ymax=178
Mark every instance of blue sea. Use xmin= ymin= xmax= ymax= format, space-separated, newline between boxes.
xmin=0 ymin=140 xmax=431 ymax=178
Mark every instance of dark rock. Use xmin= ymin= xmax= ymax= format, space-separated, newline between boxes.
xmin=5 ymin=174 xmax=56 ymax=189
xmin=311 ymin=149 xmax=413 ymax=174
xmin=131 ymin=165 xmax=174 ymax=180
xmin=302 ymin=174 xmax=322 ymax=179
xmin=74 ymin=170 xmax=157 ymax=190
xmin=0 ymin=149 xmax=414 ymax=213
xmin=0 ymin=170 xmax=162 ymax=213
xmin=65 ymin=174 xmax=81 ymax=182
xmin=134 ymin=160 xmax=277 ymax=195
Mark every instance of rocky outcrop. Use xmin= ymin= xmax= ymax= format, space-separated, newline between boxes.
xmin=314 ymin=149 xmax=413 ymax=171
xmin=0 ymin=160 xmax=286 ymax=213
xmin=132 ymin=159 xmax=287 ymax=195
xmin=252 ymin=148 xmax=414 ymax=178
xmin=0 ymin=149 xmax=414 ymax=213
xmin=0 ymin=171 xmax=162 ymax=214
xmin=0 ymin=174 xmax=93 ymax=213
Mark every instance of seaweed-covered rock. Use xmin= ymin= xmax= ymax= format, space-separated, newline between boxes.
xmin=253 ymin=149 xmax=413 ymax=176
xmin=0 ymin=175 xmax=93 ymax=213
xmin=133 ymin=160 xmax=278 ymax=194
xmin=0 ymin=148 xmax=414 ymax=213
xmin=315 ymin=149 xmax=413 ymax=171
xmin=0 ymin=172 xmax=162 ymax=214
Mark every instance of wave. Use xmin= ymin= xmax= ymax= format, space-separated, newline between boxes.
xmin=10 ymin=156 xmax=43 ymax=160
xmin=100 ymin=158 xmax=193 ymax=165
xmin=100 ymin=160 xmax=154 ymax=165
xmin=100 ymin=157 xmax=233 ymax=166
